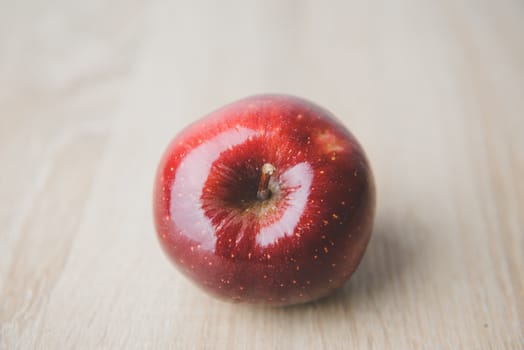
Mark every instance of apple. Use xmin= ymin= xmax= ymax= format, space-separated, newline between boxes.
xmin=153 ymin=95 xmax=375 ymax=306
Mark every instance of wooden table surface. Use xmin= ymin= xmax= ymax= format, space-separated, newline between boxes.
xmin=1 ymin=0 xmax=523 ymax=349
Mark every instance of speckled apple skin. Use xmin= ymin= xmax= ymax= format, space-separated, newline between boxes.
xmin=153 ymin=95 xmax=375 ymax=306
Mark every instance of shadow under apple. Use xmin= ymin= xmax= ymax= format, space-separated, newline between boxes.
xmin=282 ymin=211 xmax=430 ymax=311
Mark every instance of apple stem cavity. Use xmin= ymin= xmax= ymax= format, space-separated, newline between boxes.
xmin=257 ymin=163 xmax=276 ymax=201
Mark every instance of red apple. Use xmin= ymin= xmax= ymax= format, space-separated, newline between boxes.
xmin=153 ymin=95 xmax=375 ymax=306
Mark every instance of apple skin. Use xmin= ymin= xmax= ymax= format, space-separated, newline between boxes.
xmin=153 ymin=95 xmax=375 ymax=306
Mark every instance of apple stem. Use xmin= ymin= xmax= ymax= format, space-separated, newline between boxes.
xmin=257 ymin=163 xmax=276 ymax=200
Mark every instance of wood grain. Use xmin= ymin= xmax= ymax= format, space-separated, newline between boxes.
xmin=1 ymin=0 xmax=523 ymax=348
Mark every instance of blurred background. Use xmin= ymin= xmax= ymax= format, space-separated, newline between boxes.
xmin=1 ymin=0 xmax=522 ymax=348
